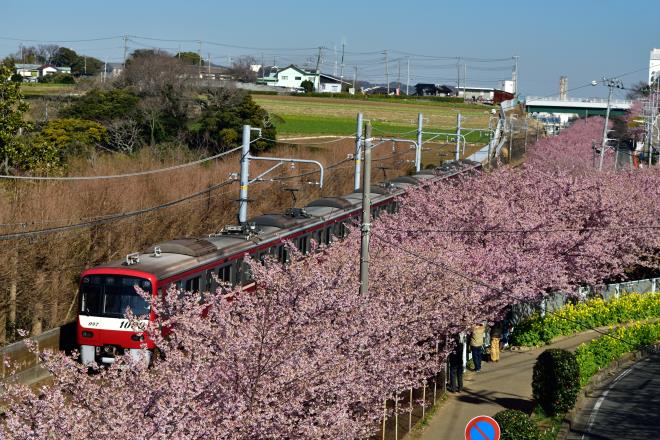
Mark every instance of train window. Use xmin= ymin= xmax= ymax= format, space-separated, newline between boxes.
xmin=239 ymin=259 xmax=253 ymax=284
xmin=298 ymin=235 xmax=310 ymax=255
xmin=277 ymin=245 xmax=291 ymax=264
xmin=324 ymin=227 xmax=333 ymax=245
xmin=185 ymin=277 xmax=200 ymax=292
xmin=218 ymin=263 xmax=234 ymax=284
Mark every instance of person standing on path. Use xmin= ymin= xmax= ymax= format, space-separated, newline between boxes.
xmin=448 ymin=333 xmax=465 ymax=392
xmin=470 ymin=323 xmax=485 ymax=372
xmin=490 ymin=322 xmax=503 ymax=362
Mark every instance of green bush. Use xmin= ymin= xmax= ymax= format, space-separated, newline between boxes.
xmin=493 ymin=409 xmax=541 ymax=440
xmin=38 ymin=73 xmax=75 ymax=84
xmin=532 ymin=349 xmax=580 ymax=416
xmin=575 ymin=321 xmax=660 ymax=386
xmin=61 ymin=88 xmax=139 ymax=122
xmin=511 ymin=293 xmax=660 ymax=347
xmin=36 ymin=118 xmax=108 ymax=159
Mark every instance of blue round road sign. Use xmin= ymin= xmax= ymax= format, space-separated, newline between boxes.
xmin=465 ymin=415 xmax=500 ymax=440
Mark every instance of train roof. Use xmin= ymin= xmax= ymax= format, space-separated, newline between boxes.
xmin=90 ymin=161 xmax=481 ymax=282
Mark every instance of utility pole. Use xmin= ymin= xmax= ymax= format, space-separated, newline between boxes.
xmin=397 ymin=59 xmax=401 ymax=95
xmin=103 ymin=58 xmax=107 ymax=83
xmin=456 ymin=57 xmax=461 ymax=91
xmin=463 ymin=63 xmax=467 ymax=99
xmin=359 ymin=122 xmax=373 ymax=296
xmin=261 ymin=53 xmax=265 ymax=80
xmin=208 ymin=53 xmax=211 ymax=76
xmin=455 ymin=113 xmax=462 ymax=161
xmin=354 ymin=113 xmax=363 ymax=191
xmin=599 ymin=77 xmax=623 ymax=171
xmin=84 ymin=56 xmax=87 ymax=75
xmin=339 ymin=42 xmax=345 ymax=85
xmin=513 ymin=55 xmax=519 ymax=95
xmin=384 ymin=50 xmax=389 ymax=95
xmin=416 ymin=113 xmax=423 ymax=172
xmin=122 ymin=35 xmax=128 ymax=69
xmin=353 ymin=65 xmax=358 ymax=93
xmin=315 ymin=46 xmax=322 ymax=92
xmin=406 ymin=57 xmax=410 ymax=96
xmin=197 ymin=40 xmax=202 ymax=78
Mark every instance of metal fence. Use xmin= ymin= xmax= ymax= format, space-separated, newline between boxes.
xmin=375 ymin=368 xmax=447 ymax=440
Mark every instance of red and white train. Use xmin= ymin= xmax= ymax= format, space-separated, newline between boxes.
xmin=77 ymin=160 xmax=481 ymax=365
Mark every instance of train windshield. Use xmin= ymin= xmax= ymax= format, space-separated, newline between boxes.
xmin=80 ymin=275 xmax=152 ymax=318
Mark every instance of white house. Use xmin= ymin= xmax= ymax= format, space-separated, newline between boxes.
xmin=260 ymin=64 xmax=351 ymax=92
xmin=457 ymin=86 xmax=495 ymax=102
xmin=273 ymin=65 xmax=317 ymax=90
xmin=14 ymin=63 xmax=41 ymax=81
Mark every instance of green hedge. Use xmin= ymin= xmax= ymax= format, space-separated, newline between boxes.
xmin=575 ymin=321 xmax=660 ymax=386
xmin=511 ymin=293 xmax=660 ymax=347
xmin=493 ymin=409 xmax=541 ymax=440
xmin=532 ymin=349 xmax=581 ymax=416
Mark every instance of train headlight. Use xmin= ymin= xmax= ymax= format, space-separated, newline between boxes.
xmin=82 ymin=331 xmax=94 ymax=338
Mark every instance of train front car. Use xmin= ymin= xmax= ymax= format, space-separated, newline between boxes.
xmin=77 ymin=267 xmax=157 ymax=365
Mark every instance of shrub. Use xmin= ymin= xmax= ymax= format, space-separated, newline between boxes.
xmin=38 ymin=73 xmax=75 ymax=84
xmin=511 ymin=293 xmax=660 ymax=346
xmin=10 ymin=73 xmax=23 ymax=83
xmin=575 ymin=321 xmax=660 ymax=386
xmin=36 ymin=118 xmax=108 ymax=160
xmin=532 ymin=349 xmax=580 ymax=415
xmin=493 ymin=409 xmax=541 ymax=440
xmin=61 ymin=88 xmax=140 ymax=122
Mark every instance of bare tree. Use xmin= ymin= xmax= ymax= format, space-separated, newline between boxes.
xmin=229 ymin=56 xmax=258 ymax=83
xmin=107 ymin=118 xmax=142 ymax=153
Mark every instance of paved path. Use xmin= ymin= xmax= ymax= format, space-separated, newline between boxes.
xmin=411 ymin=330 xmax=602 ymax=440
xmin=566 ymin=353 xmax=660 ymax=440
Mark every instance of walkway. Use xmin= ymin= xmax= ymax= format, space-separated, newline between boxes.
xmin=411 ymin=330 xmax=603 ymax=440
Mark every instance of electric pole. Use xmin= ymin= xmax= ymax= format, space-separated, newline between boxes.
xmin=339 ymin=42 xmax=345 ymax=85
xmin=397 ymin=59 xmax=401 ymax=95
xmin=315 ymin=46 xmax=322 ymax=92
xmin=359 ymin=121 xmax=373 ymax=296
xmin=463 ymin=63 xmax=467 ymax=98
xmin=197 ymin=40 xmax=202 ymax=78
xmin=599 ymin=77 xmax=624 ymax=171
xmin=406 ymin=57 xmax=410 ymax=96
xmin=208 ymin=53 xmax=211 ymax=76
xmin=353 ymin=65 xmax=358 ymax=94
xmin=384 ymin=50 xmax=389 ymax=95
xmin=457 ymin=57 xmax=461 ymax=91
xmin=513 ymin=55 xmax=519 ymax=95
xmin=122 ymin=35 xmax=128 ymax=69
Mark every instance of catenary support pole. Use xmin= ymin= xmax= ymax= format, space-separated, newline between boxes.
xmin=359 ymin=122 xmax=372 ymax=296
xmin=455 ymin=113 xmax=462 ymax=161
xmin=416 ymin=113 xmax=423 ymax=171
xmin=238 ymin=125 xmax=250 ymax=224
xmin=599 ymin=83 xmax=614 ymax=171
xmin=354 ymin=113 xmax=363 ymax=190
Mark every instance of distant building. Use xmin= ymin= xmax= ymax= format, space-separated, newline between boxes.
xmin=257 ymin=64 xmax=350 ymax=92
xmin=106 ymin=63 xmax=124 ymax=77
xmin=650 ymin=48 xmax=660 ymax=85
xmin=14 ymin=63 xmax=70 ymax=82
xmin=458 ymin=86 xmax=495 ymax=102
xmin=14 ymin=63 xmax=41 ymax=81
xmin=414 ymin=83 xmax=457 ymax=97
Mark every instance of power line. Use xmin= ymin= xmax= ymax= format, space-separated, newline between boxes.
xmin=0 ymin=146 xmax=243 ymax=181
xmin=389 ymin=225 xmax=660 ymax=235
xmin=0 ymin=179 xmax=237 ymax=240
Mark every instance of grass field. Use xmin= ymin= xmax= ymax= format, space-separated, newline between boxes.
xmin=254 ymin=95 xmax=495 ymax=137
xmin=20 ymin=83 xmax=77 ymax=97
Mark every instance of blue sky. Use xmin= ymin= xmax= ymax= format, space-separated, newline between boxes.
xmin=2 ymin=0 xmax=658 ymax=97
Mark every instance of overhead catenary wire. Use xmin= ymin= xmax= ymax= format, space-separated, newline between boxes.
xmin=0 ymin=145 xmax=245 ymax=181
xmin=0 ymin=179 xmax=237 ymax=240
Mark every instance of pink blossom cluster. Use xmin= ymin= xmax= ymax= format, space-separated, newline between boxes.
xmin=2 ymin=118 xmax=658 ymax=439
